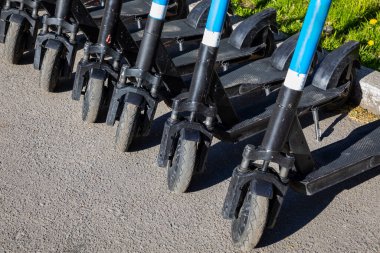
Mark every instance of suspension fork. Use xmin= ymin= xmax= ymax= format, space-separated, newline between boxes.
xmin=241 ymin=0 xmax=332 ymax=173
xmin=187 ymin=0 xmax=229 ymax=122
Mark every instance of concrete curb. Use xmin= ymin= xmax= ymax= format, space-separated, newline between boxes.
xmin=356 ymin=67 xmax=380 ymax=115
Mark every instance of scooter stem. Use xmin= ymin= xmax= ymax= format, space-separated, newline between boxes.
xmin=188 ymin=0 xmax=229 ymax=104
xmin=97 ymin=0 xmax=122 ymax=47
xmin=55 ymin=0 xmax=72 ymax=19
xmin=261 ymin=0 xmax=332 ymax=152
xmin=135 ymin=0 xmax=169 ymax=71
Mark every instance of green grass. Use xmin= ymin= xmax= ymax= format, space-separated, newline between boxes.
xmin=231 ymin=0 xmax=380 ymax=70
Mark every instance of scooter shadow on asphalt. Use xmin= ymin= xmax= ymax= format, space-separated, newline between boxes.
xmin=128 ymin=111 xmax=172 ymax=152
xmin=18 ymin=50 xmax=35 ymax=65
xmin=187 ymin=110 xmax=350 ymax=193
xmin=258 ymin=167 xmax=379 ymax=247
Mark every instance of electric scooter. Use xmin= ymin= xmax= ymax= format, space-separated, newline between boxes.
xmin=33 ymin=0 xmax=101 ymax=92
xmin=71 ymin=0 xmax=253 ymax=104
xmin=221 ymin=0 xmax=380 ymax=250
xmin=104 ymin=0 xmax=277 ymax=152
xmin=33 ymin=0 xmax=190 ymax=92
xmin=157 ymin=0 xmax=360 ymax=194
xmin=71 ymin=0 xmax=234 ymax=119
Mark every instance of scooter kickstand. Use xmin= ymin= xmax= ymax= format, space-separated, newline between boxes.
xmin=311 ymin=107 xmax=321 ymax=142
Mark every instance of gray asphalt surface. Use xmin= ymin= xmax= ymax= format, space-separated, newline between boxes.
xmin=0 ymin=51 xmax=379 ymax=253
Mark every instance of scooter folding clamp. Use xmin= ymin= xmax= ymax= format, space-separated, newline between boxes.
xmin=241 ymin=144 xmax=295 ymax=171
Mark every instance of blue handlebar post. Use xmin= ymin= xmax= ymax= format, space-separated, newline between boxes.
xmin=284 ymin=0 xmax=332 ymax=91
xmin=188 ymin=0 xmax=230 ymax=103
xmin=201 ymin=0 xmax=229 ymax=47
xmin=261 ymin=0 xmax=332 ymax=152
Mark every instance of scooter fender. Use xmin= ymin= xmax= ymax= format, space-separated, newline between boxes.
xmin=0 ymin=13 xmax=26 ymax=43
xmin=124 ymin=91 xmax=145 ymax=108
xmin=185 ymin=0 xmax=211 ymax=29
xmin=270 ymin=33 xmax=299 ymax=71
xmin=44 ymin=39 xmax=64 ymax=51
xmin=228 ymin=8 xmax=278 ymax=50
xmin=182 ymin=128 xmax=202 ymax=143
xmin=311 ymin=41 xmax=360 ymax=90
xmin=34 ymin=37 xmax=63 ymax=70
xmin=8 ymin=13 xmax=27 ymax=25
xmin=222 ymin=168 xmax=288 ymax=229
xmin=90 ymin=68 xmax=107 ymax=82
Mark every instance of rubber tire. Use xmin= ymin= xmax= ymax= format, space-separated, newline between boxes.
xmin=231 ymin=189 xmax=269 ymax=251
xmin=3 ymin=22 xmax=25 ymax=64
xmin=82 ymin=77 xmax=104 ymax=123
xmin=167 ymin=132 xmax=197 ymax=193
xmin=40 ymin=47 xmax=62 ymax=93
xmin=115 ymin=103 xmax=140 ymax=152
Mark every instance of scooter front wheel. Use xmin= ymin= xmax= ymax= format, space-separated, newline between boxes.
xmin=82 ymin=77 xmax=105 ymax=123
xmin=40 ymin=47 xmax=62 ymax=92
xmin=3 ymin=21 xmax=25 ymax=64
xmin=231 ymin=189 xmax=269 ymax=251
xmin=115 ymin=103 xmax=140 ymax=152
xmin=167 ymin=132 xmax=197 ymax=193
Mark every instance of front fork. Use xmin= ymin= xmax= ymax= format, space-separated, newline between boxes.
xmin=105 ymin=0 xmax=169 ymax=132
xmin=72 ymin=0 xmax=123 ymax=100
xmin=0 ymin=0 xmax=41 ymax=45
xmin=33 ymin=0 xmax=79 ymax=77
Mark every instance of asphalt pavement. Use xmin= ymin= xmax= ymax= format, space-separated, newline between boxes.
xmin=0 ymin=51 xmax=379 ymax=253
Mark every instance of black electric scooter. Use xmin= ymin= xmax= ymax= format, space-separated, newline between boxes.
xmin=71 ymin=0 xmax=228 ymax=117
xmin=104 ymin=3 xmax=277 ymax=152
xmin=33 ymin=0 xmax=190 ymax=92
xmin=221 ymin=0 xmax=380 ymax=250
xmin=157 ymin=1 xmax=360 ymax=193
xmin=33 ymin=0 xmax=101 ymax=92
xmin=71 ymin=0 xmax=246 ymax=105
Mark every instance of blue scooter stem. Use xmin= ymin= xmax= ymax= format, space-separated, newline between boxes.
xmin=201 ymin=0 xmax=229 ymax=47
xmin=188 ymin=0 xmax=229 ymax=104
xmin=261 ymin=0 xmax=332 ymax=152
xmin=284 ymin=0 xmax=332 ymax=91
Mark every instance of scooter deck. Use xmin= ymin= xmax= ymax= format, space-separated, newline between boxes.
xmin=172 ymin=39 xmax=264 ymax=70
xmin=220 ymin=57 xmax=286 ymax=97
xmin=217 ymin=83 xmax=348 ymax=141
xmin=294 ymin=120 xmax=380 ymax=195
xmin=90 ymin=0 xmax=150 ymax=20
xmin=132 ymin=18 xmax=205 ymax=41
